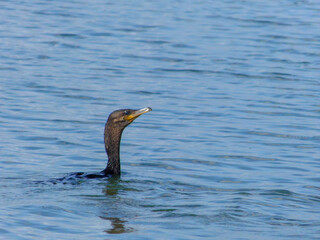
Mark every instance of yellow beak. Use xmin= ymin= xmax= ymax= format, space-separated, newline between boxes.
xmin=124 ymin=107 xmax=152 ymax=122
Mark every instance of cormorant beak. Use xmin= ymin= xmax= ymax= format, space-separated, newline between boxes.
xmin=124 ymin=107 xmax=152 ymax=122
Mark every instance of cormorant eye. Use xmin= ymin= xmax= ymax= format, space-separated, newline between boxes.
xmin=124 ymin=110 xmax=130 ymax=115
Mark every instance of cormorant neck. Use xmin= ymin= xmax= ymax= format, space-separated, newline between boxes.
xmin=102 ymin=122 xmax=124 ymax=176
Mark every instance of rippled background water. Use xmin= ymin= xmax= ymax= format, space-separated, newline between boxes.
xmin=0 ymin=0 xmax=319 ymax=239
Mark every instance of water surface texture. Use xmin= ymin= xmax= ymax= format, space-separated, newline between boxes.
xmin=0 ymin=0 xmax=319 ymax=239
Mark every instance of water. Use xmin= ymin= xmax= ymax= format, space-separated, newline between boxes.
xmin=0 ymin=0 xmax=319 ymax=239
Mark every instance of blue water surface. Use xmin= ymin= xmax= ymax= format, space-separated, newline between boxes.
xmin=0 ymin=0 xmax=319 ymax=239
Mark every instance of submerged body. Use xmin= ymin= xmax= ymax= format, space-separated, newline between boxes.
xmin=56 ymin=107 xmax=152 ymax=182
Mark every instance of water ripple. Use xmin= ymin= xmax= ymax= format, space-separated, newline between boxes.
xmin=0 ymin=0 xmax=319 ymax=239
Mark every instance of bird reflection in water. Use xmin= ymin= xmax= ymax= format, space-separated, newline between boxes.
xmin=101 ymin=217 xmax=134 ymax=234
xmin=100 ymin=178 xmax=135 ymax=234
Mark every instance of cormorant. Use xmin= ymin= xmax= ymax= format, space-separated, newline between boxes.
xmin=58 ymin=107 xmax=152 ymax=181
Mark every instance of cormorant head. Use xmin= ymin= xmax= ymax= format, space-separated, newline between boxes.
xmin=107 ymin=107 xmax=152 ymax=129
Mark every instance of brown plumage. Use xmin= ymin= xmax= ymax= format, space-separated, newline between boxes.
xmin=102 ymin=107 xmax=152 ymax=176
xmin=58 ymin=107 xmax=152 ymax=181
